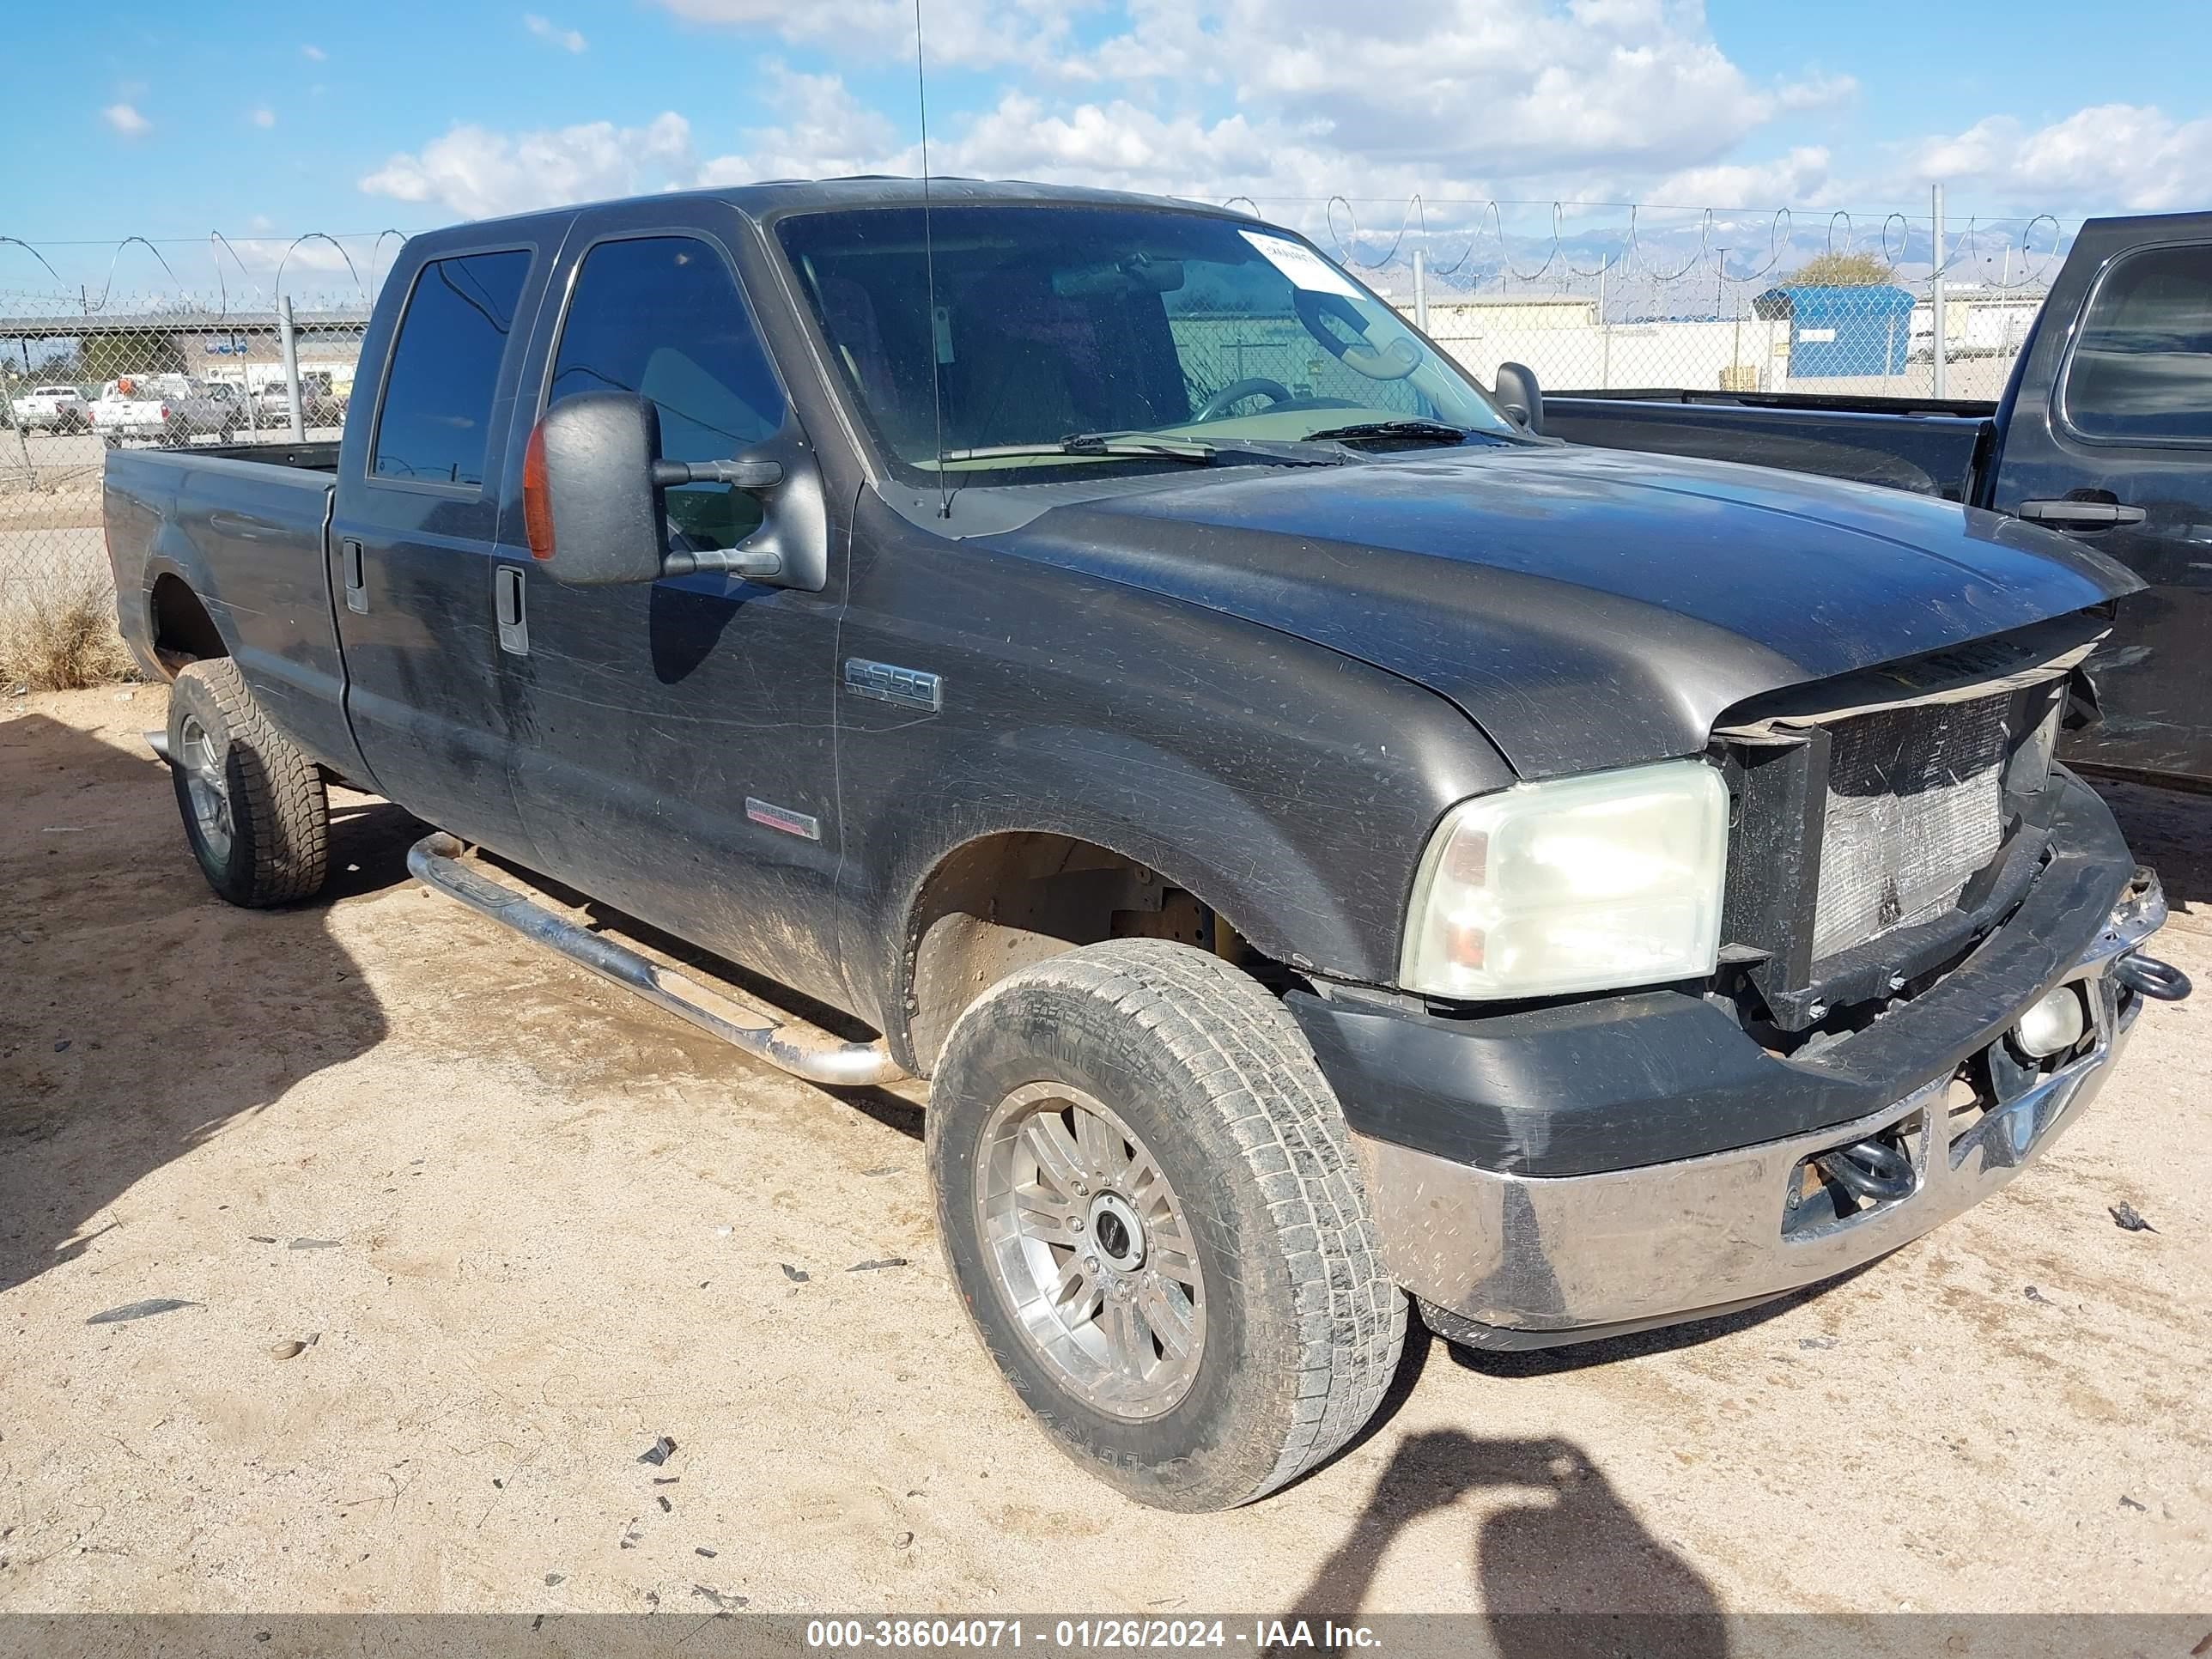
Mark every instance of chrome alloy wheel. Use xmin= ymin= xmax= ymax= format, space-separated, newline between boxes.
xmin=975 ymin=1082 xmax=1206 ymax=1419
xmin=177 ymin=713 xmax=234 ymax=866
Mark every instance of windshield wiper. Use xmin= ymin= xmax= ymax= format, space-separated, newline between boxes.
xmin=938 ymin=433 xmax=1345 ymax=468
xmin=1300 ymin=419 xmax=1492 ymax=446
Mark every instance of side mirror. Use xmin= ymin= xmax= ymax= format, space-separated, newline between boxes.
xmin=523 ymin=391 xmax=787 ymax=586
xmin=1494 ymin=362 xmax=1543 ymax=434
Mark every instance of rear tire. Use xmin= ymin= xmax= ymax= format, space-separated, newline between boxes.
xmin=927 ymin=939 xmax=1406 ymax=1511
xmin=167 ymin=659 xmax=330 ymax=907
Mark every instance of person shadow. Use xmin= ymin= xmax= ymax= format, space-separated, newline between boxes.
xmin=1284 ymin=1389 xmax=1728 ymax=1657
xmin=0 ymin=708 xmax=410 ymax=1298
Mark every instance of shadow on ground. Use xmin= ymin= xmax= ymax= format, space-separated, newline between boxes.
xmin=1285 ymin=1408 xmax=1725 ymax=1653
xmin=0 ymin=708 xmax=414 ymax=1297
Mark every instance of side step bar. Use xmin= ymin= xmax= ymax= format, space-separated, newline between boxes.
xmin=406 ymin=831 xmax=908 ymax=1088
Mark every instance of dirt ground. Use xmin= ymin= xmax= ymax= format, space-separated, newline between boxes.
xmin=1 ymin=686 xmax=2207 ymax=1619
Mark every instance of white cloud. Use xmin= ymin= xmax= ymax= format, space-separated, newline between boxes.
xmin=655 ymin=0 xmax=1075 ymax=70
xmin=251 ymin=106 xmax=276 ymax=129
xmin=301 ymin=43 xmax=326 ymax=62
xmin=1904 ymin=104 xmax=2212 ymax=212
xmin=361 ymin=112 xmax=695 ymax=218
xmin=526 ymin=14 xmax=588 ymax=52
xmin=1650 ymin=147 xmax=1836 ymax=210
xmin=696 ymin=68 xmax=906 ymax=183
xmin=101 ymin=102 xmax=150 ymax=137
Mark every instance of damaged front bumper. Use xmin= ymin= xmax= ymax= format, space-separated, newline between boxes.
xmin=1294 ymin=775 xmax=2186 ymax=1349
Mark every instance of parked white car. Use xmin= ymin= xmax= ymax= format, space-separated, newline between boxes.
xmin=89 ymin=377 xmax=240 ymax=447
xmin=6 ymin=385 xmax=88 ymax=432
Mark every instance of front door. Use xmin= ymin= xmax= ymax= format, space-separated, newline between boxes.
xmin=498 ymin=212 xmax=850 ymax=1012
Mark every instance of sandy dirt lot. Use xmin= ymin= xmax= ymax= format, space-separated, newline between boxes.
xmin=1 ymin=688 xmax=2207 ymax=1619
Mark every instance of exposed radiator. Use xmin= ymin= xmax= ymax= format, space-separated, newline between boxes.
xmin=1810 ymin=692 xmax=2011 ymax=961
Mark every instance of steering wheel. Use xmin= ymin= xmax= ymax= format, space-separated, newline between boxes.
xmin=1194 ymin=377 xmax=1296 ymax=422
xmin=1292 ymin=290 xmax=1422 ymax=382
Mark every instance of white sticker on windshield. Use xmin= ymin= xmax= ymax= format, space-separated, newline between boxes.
xmin=1239 ymin=230 xmax=1364 ymax=300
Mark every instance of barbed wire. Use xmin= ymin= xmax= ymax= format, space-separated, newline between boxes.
xmin=1232 ymin=192 xmax=2081 ymax=298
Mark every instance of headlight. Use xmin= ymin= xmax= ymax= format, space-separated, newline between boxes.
xmin=1401 ymin=760 xmax=1729 ymax=1000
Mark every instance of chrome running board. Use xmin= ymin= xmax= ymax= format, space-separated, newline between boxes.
xmin=405 ymin=831 xmax=908 ymax=1088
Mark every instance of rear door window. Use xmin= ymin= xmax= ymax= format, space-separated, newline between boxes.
xmin=2063 ymin=243 xmax=2212 ymax=443
xmin=547 ymin=234 xmax=786 ymax=550
xmin=373 ymin=249 xmax=532 ymax=488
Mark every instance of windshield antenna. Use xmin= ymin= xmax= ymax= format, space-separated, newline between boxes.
xmin=915 ymin=0 xmax=951 ymax=520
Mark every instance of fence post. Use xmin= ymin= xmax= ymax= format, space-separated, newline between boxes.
xmin=279 ymin=295 xmax=304 ymax=441
xmin=238 ymin=331 xmax=258 ymax=441
xmin=1413 ymin=247 xmax=1428 ymax=334
xmin=1930 ymin=183 xmax=1948 ymax=400
xmin=1599 ymin=263 xmax=1610 ymax=390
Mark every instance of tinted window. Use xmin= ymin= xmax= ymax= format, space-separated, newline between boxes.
xmin=549 ymin=236 xmax=786 ymax=550
xmin=373 ymin=249 xmax=530 ymax=488
xmin=2066 ymin=243 xmax=2212 ymax=442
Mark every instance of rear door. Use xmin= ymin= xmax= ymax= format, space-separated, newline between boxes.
xmin=1990 ymin=224 xmax=2212 ymax=781
xmin=330 ymin=239 xmax=553 ymax=855
xmin=494 ymin=204 xmax=851 ymax=1012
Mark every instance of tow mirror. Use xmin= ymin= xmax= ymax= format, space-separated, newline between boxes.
xmin=523 ymin=391 xmax=786 ymax=586
xmin=1494 ymin=362 xmax=1544 ymax=434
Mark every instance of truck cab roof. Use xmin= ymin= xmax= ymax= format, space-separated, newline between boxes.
xmin=409 ymin=175 xmax=1233 ymax=251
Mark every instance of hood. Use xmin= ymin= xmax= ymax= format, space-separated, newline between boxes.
xmin=994 ymin=443 xmax=2142 ymax=778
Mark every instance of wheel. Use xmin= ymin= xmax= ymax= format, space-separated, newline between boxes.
xmin=167 ymin=659 xmax=330 ymax=907
xmin=927 ymin=939 xmax=1406 ymax=1511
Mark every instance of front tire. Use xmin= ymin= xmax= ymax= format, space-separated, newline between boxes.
xmin=927 ymin=939 xmax=1405 ymax=1511
xmin=167 ymin=659 xmax=330 ymax=907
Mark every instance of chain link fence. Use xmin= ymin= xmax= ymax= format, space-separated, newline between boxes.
xmin=0 ymin=205 xmax=2076 ymax=670
xmin=0 ymin=234 xmax=391 ymax=671
xmin=1227 ymin=198 xmax=2072 ymax=406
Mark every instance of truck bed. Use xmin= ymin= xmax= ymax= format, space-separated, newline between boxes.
xmin=1545 ymin=388 xmax=1995 ymax=502
xmin=103 ymin=442 xmax=364 ymax=781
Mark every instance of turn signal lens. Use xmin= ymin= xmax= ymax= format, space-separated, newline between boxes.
xmin=522 ymin=421 xmax=554 ymax=561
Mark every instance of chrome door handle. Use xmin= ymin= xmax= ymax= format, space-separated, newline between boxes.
xmin=2018 ymin=498 xmax=2147 ymax=529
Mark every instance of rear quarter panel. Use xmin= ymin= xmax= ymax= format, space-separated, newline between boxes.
xmin=103 ymin=448 xmax=366 ymax=778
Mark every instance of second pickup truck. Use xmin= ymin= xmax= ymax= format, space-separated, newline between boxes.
xmin=106 ymin=179 xmax=2190 ymax=1511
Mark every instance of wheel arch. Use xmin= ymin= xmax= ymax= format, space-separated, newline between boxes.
xmin=145 ymin=567 xmax=229 ymax=674
xmin=886 ymin=779 xmax=1363 ymax=1078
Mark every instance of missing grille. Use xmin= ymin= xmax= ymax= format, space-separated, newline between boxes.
xmin=1809 ymin=693 xmax=2009 ymax=961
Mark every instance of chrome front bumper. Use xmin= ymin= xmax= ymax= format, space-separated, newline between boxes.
xmin=1352 ymin=878 xmax=2176 ymax=1345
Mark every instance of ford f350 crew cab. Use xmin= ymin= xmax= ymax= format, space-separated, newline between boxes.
xmin=105 ymin=179 xmax=2190 ymax=1512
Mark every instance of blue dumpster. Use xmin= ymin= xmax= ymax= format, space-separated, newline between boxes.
xmin=1752 ymin=283 xmax=1917 ymax=377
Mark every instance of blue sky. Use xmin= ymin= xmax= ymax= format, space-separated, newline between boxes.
xmin=8 ymin=0 xmax=2210 ymax=289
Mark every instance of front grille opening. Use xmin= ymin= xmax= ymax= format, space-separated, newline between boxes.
xmin=1811 ymin=694 xmax=2010 ymax=961
xmin=1709 ymin=617 xmax=2096 ymax=1037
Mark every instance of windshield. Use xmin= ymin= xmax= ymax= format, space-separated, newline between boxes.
xmin=775 ymin=204 xmax=1513 ymax=477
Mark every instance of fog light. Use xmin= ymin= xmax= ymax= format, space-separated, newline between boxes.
xmin=2012 ymin=985 xmax=2087 ymax=1059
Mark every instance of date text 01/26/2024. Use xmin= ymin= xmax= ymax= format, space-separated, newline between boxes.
xmin=803 ymin=1620 xmax=1382 ymax=1650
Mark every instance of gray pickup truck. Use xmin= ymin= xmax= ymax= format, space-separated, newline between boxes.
xmin=105 ymin=178 xmax=2189 ymax=1511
